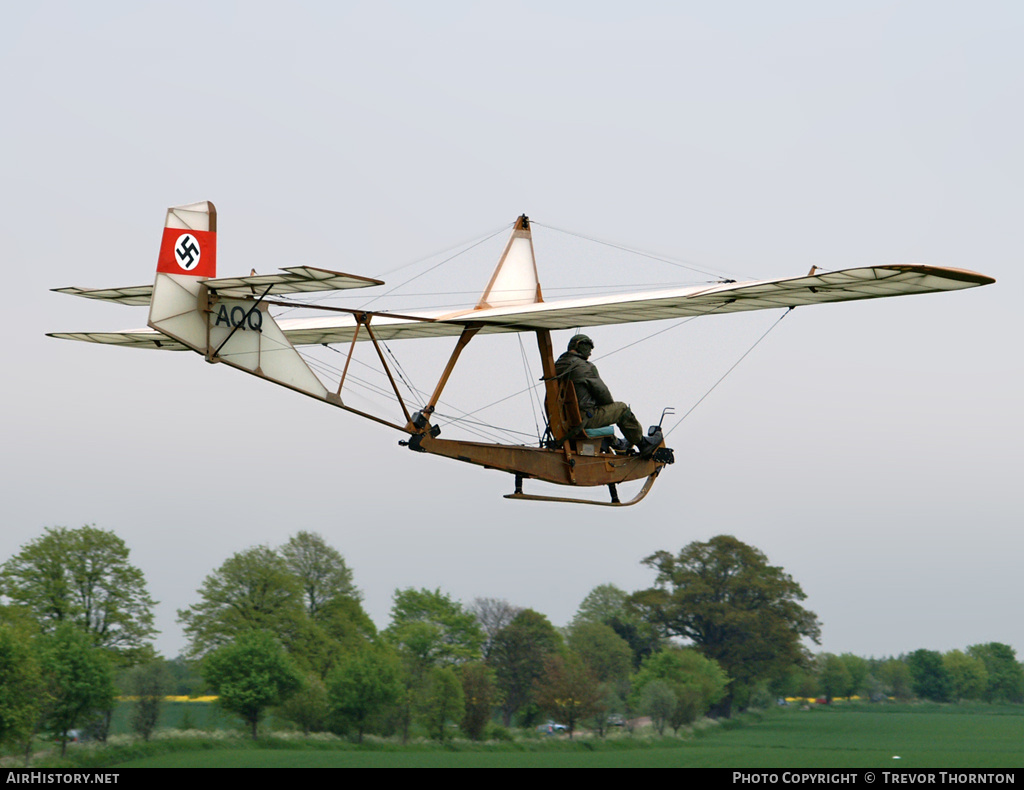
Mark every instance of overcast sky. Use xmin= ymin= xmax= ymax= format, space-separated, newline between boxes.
xmin=2 ymin=1 xmax=1020 ymax=662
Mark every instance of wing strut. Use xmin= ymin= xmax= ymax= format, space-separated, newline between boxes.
xmin=423 ymin=325 xmax=483 ymax=416
xmin=359 ymin=314 xmax=414 ymax=426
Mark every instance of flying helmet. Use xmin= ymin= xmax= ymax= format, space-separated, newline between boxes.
xmin=568 ymin=334 xmax=594 ymax=352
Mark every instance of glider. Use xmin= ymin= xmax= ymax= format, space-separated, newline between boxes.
xmin=50 ymin=201 xmax=994 ymax=506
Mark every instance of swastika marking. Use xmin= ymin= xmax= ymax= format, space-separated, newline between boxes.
xmin=175 ymin=234 xmax=201 ymax=271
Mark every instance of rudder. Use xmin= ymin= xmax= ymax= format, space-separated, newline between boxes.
xmin=148 ymin=201 xmax=217 ymax=351
xmin=156 ymin=201 xmax=217 ymax=277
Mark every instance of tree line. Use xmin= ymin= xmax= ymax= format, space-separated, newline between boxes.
xmin=1 ymin=526 xmax=1021 ymax=761
xmin=796 ymin=645 xmax=1024 ymax=706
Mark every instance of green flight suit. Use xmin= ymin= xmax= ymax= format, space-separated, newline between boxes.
xmin=554 ymin=349 xmax=644 ymax=447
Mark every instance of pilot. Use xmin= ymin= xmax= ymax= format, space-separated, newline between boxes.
xmin=555 ymin=334 xmax=660 ymax=456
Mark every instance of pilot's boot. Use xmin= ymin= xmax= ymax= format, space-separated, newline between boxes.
xmin=638 ymin=426 xmax=670 ymax=459
xmin=609 ymin=437 xmax=632 ymax=453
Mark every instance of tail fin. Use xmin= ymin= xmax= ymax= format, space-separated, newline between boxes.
xmin=146 ymin=200 xmax=329 ymax=401
xmin=156 ymin=201 xmax=217 ymax=277
xmin=148 ymin=201 xmax=217 ymax=350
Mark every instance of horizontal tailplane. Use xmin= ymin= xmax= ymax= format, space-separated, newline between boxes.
xmin=147 ymin=200 xmax=327 ymax=399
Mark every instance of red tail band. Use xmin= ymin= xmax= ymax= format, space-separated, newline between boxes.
xmin=156 ymin=227 xmax=217 ymax=277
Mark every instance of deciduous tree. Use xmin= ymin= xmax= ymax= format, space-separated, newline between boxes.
xmin=179 ymin=537 xmax=373 ymax=673
xmin=470 ymin=597 xmax=521 ymax=659
xmin=272 ymin=595 xmax=377 ymax=680
xmin=418 ymin=666 xmax=465 ymax=742
xmin=571 ymin=583 xmax=631 ymax=628
xmin=458 ymin=662 xmax=500 ymax=740
xmin=178 ymin=546 xmax=305 ymax=658
xmin=201 ymin=630 xmax=303 ymax=739
xmin=967 ymin=643 xmax=1024 ymax=703
xmin=37 ymin=624 xmax=116 ymax=756
xmin=488 ymin=609 xmax=563 ymax=727
xmin=840 ymin=653 xmax=870 ymax=699
xmin=276 ymin=673 xmax=330 ymax=735
xmin=566 ymin=621 xmax=632 ymax=688
xmin=281 ymin=531 xmax=360 ymax=618
xmin=906 ymin=649 xmax=953 ymax=702
xmin=630 ymin=647 xmax=728 ymax=731
xmin=534 ymin=653 xmax=602 ymax=739
xmin=385 ymin=588 xmax=484 ymax=674
xmin=877 ymin=657 xmax=913 ymax=701
xmin=639 ymin=680 xmax=676 ymax=736
xmin=383 ymin=588 xmax=482 ymax=742
xmin=0 ymin=623 xmax=42 ymax=762
xmin=126 ymin=660 xmax=170 ymax=741
xmin=571 ymin=583 xmax=660 ymax=669
xmin=818 ymin=653 xmax=852 ymax=704
xmin=942 ymin=650 xmax=988 ymax=702
xmin=629 ymin=535 xmax=820 ymax=714
xmin=1 ymin=526 xmax=156 ymax=661
xmin=327 ymin=643 xmax=403 ymax=742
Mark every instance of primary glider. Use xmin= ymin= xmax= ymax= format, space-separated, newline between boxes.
xmin=50 ymin=201 xmax=994 ymax=506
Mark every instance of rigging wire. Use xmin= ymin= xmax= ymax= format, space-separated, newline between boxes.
xmin=308 ymin=368 xmax=525 ymax=446
xmin=532 ymin=221 xmax=749 ymax=282
xmin=426 ymin=309 xmax=722 ymax=434
xmin=314 ymin=343 xmax=530 ymax=446
xmin=517 ymin=334 xmax=543 ymax=443
xmin=249 ymin=218 xmax=786 ymax=451
xmin=308 ymin=351 xmax=515 ymax=444
xmin=559 ymin=308 xmax=796 ymax=490
xmin=268 ymin=215 xmax=751 ymax=325
xmin=589 ymin=301 xmax=733 ymax=364
xmin=430 ymin=411 xmax=539 ymax=442
xmin=431 ymin=368 xmax=553 ymax=432
xmin=357 ymin=223 xmax=513 ymax=311
xmin=268 ymin=222 xmax=512 ymax=318
xmin=303 ymin=358 xmax=394 ymax=403
xmin=663 ymin=307 xmax=794 ymax=439
xmin=272 ymin=220 xmax=743 ymax=320
xmin=381 ymin=339 xmax=424 ymax=404
xmin=370 ymin=222 xmax=514 ymax=279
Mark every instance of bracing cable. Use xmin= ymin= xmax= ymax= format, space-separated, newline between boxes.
xmin=532 ymin=221 xmax=749 ymax=282
xmin=664 ymin=308 xmax=794 ymax=439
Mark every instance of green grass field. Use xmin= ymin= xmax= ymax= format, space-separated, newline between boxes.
xmin=103 ymin=704 xmax=1024 ymax=768
xmin=108 ymin=699 xmax=233 ymax=733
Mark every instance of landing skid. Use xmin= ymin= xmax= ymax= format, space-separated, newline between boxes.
xmin=504 ymin=471 xmax=661 ymax=507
